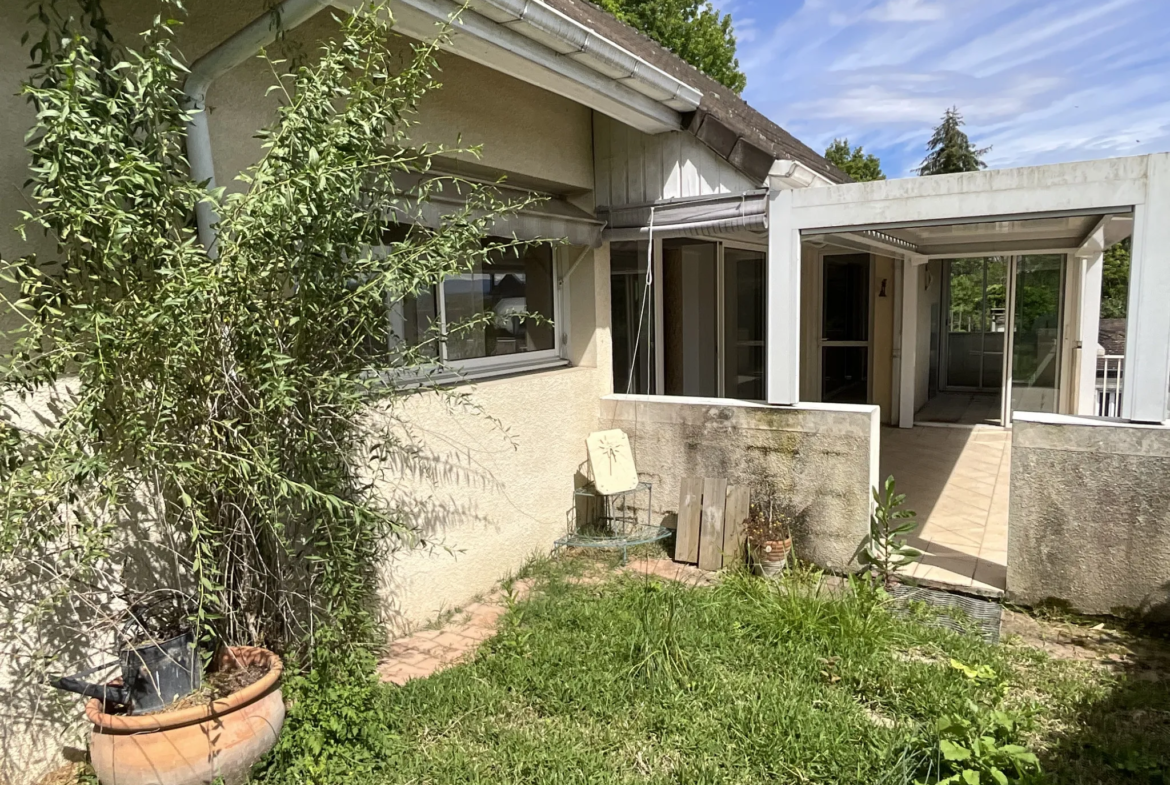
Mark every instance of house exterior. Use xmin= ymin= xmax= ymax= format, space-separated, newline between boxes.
xmin=2 ymin=0 xmax=1169 ymax=782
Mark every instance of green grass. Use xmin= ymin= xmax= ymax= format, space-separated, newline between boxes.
xmin=270 ymin=556 xmax=1170 ymax=784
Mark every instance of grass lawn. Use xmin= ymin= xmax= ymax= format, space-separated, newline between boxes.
xmin=360 ymin=554 xmax=1170 ymax=784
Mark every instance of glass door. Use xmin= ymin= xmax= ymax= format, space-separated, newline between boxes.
xmin=942 ymin=257 xmax=1007 ymax=392
xmin=821 ymin=253 xmax=870 ymax=404
xmin=722 ymin=247 xmax=766 ymax=400
xmin=1005 ymin=254 xmax=1065 ymax=420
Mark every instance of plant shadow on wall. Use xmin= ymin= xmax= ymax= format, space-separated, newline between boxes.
xmin=0 ymin=0 xmax=547 ymax=777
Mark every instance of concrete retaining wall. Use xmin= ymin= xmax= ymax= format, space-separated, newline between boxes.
xmin=1008 ymin=413 xmax=1170 ymax=618
xmin=600 ymin=395 xmax=878 ymax=571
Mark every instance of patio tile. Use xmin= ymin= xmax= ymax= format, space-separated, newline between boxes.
xmin=912 ymin=563 xmax=976 ymax=588
xmin=882 ymin=424 xmax=1012 ymax=593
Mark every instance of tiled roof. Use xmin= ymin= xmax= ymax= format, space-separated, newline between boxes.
xmin=542 ymin=0 xmax=851 ymax=185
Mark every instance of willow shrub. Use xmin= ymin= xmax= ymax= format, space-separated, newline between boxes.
xmin=0 ymin=0 xmax=535 ymax=667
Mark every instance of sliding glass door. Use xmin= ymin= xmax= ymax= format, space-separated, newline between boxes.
xmin=942 ymin=257 xmax=1007 ymax=392
xmin=1007 ymin=254 xmax=1065 ymax=419
xmin=610 ymin=240 xmax=766 ymax=400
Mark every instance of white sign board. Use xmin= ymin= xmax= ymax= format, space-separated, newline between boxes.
xmin=586 ymin=429 xmax=639 ymax=495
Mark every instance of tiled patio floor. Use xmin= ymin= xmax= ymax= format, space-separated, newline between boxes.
xmin=879 ymin=425 xmax=1010 ymax=595
xmin=916 ymin=391 xmax=1002 ymax=426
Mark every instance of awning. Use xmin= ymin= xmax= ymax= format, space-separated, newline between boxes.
xmin=401 ymin=175 xmax=604 ymax=248
xmin=599 ymin=190 xmax=768 ymax=239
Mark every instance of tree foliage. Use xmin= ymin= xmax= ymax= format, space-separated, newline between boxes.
xmin=824 ymin=138 xmax=885 ymax=182
xmin=0 ymin=0 xmax=535 ymax=665
xmin=916 ymin=107 xmax=990 ymax=176
xmin=595 ymin=0 xmax=746 ymax=93
xmin=1101 ymin=239 xmax=1130 ymax=319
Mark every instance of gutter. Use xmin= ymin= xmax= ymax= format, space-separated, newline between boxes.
xmin=767 ymin=159 xmax=834 ymax=191
xmin=183 ymin=0 xmax=330 ymax=255
xmin=468 ymin=0 xmax=701 ymax=111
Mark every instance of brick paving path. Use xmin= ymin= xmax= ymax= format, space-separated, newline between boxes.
xmin=377 ymin=557 xmax=715 ymax=686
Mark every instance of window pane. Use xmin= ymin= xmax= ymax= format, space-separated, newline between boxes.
xmin=610 ymin=241 xmax=653 ymax=395
xmin=724 ymin=248 xmax=766 ymax=400
xmin=822 ymin=346 xmax=868 ymax=404
xmin=389 ymin=287 xmax=439 ymax=360
xmin=822 ymin=254 xmax=869 ymax=342
xmin=444 ymin=242 xmax=556 ymax=361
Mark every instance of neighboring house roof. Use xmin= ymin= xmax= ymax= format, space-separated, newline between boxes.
xmin=1098 ymin=318 xmax=1126 ymax=356
xmin=541 ymin=0 xmax=851 ymax=186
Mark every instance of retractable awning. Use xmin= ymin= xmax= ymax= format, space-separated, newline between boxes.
xmin=600 ymin=190 xmax=768 ymax=240
xmin=395 ymin=175 xmax=605 ymax=248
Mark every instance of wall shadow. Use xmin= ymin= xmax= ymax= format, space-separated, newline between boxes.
xmin=1019 ymin=591 xmax=1170 ymax=783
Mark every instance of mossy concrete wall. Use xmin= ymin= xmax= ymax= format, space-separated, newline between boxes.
xmin=600 ymin=395 xmax=879 ymax=571
xmin=1008 ymin=414 xmax=1170 ymax=618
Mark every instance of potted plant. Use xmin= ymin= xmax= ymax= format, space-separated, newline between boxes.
xmin=744 ymin=502 xmax=793 ymax=578
xmin=86 ymin=647 xmax=284 ymax=785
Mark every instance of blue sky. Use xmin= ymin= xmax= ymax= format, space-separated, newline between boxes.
xmin=714 ymin=0 xmax=1170 ymax=177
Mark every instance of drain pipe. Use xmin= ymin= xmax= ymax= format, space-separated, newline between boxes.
xmin=184 ymin=0 xmax=331 ymax=255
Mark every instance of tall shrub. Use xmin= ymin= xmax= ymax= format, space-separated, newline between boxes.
xmin=0 ymin=0 xmax=534 ymax=665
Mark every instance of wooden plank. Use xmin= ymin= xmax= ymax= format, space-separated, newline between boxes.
xmin=698 ymin=478 xmax=729 ymax=571
xmin=723 ymin=485 xmax=751 ymax=568
xmin=675 ymin=478 xmax=703 ymax=564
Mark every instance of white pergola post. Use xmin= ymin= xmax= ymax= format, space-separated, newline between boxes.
xmin=766 ymin=187 xmax=801 ymax=405
xmin=1074 ymin=235 xmax=1104 ymax=416
xmin=898 ymin=255 xmax=925 ymax=428
xmin=1122 ymin=155 xmax=1170 ymax=423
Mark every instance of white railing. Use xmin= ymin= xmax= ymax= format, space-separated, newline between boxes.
xmin=1096 ymin=355 xmax=1124 ymax=417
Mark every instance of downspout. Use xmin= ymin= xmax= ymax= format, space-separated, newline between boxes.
xmin=183 ymin=0 xmax=331 ymax=255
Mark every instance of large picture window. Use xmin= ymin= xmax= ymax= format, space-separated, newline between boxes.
xmin=388 ymin=238 xmax=561 ymax=375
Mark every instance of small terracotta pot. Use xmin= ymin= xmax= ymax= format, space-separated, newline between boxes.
xmin=86 ymin=646 xmax=285 ymax=785
xmin=750 ymin=538 xmax=792 ymax=577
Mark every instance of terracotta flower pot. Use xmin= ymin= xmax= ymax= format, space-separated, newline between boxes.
xmin=86 ymin=646 xmax=285 ymax=785
xmin=750 ymin=537 xmax=792 ymax=577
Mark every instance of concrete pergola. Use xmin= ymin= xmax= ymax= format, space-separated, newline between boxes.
xmin=765 ymin=153 xmax=1170 ymax=424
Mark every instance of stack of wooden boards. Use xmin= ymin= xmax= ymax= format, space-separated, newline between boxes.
xmin=675 ymin=479 xmax=750 ymax=572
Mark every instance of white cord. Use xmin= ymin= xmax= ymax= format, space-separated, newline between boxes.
xmin=625 ymin=206 xmax=655 ymax=395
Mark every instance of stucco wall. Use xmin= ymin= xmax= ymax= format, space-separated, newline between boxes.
xmin=1008 ymin=414 xmax=1170 ymax=618
xmin=600 ymin=395 xmax=878 ymax=571
xmin=376 ymin=244 xmax=610 ymax=633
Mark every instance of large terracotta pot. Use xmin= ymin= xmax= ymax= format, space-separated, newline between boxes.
xmin=87 ymin=646 xmax=285 ymax=785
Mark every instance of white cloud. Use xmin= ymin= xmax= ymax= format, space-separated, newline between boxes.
xmin=938 ymin=0 xmax=1134 ymax=75
xmin=734 ymin=0 xmax=1170 ymax=175
xmin=867 ymin=0 xmax=946 ymax=22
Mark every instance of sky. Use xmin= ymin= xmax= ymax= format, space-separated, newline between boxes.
xmin=714 ymin=0 xmax=1170 ymax=177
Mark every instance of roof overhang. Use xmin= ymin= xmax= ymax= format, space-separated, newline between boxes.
xmin=337 ymin=0 xmax=702 ymax=134
xmin=791 ymin=156 xmax=1152 ymax=257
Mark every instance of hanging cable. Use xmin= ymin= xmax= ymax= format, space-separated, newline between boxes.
xmin=625 ymin=206 xmax=655 ymax=395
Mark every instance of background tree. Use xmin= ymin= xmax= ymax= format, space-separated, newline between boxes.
xmin=595 ymin=0 xmax=746 ymax=92
xmin=824 ymin=138 xmax=885 ymax=182
xmin=1101 ymin=239 xmax=1130 ymax=318
xmin=916 ymin=107 xmax=990 ymax=176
